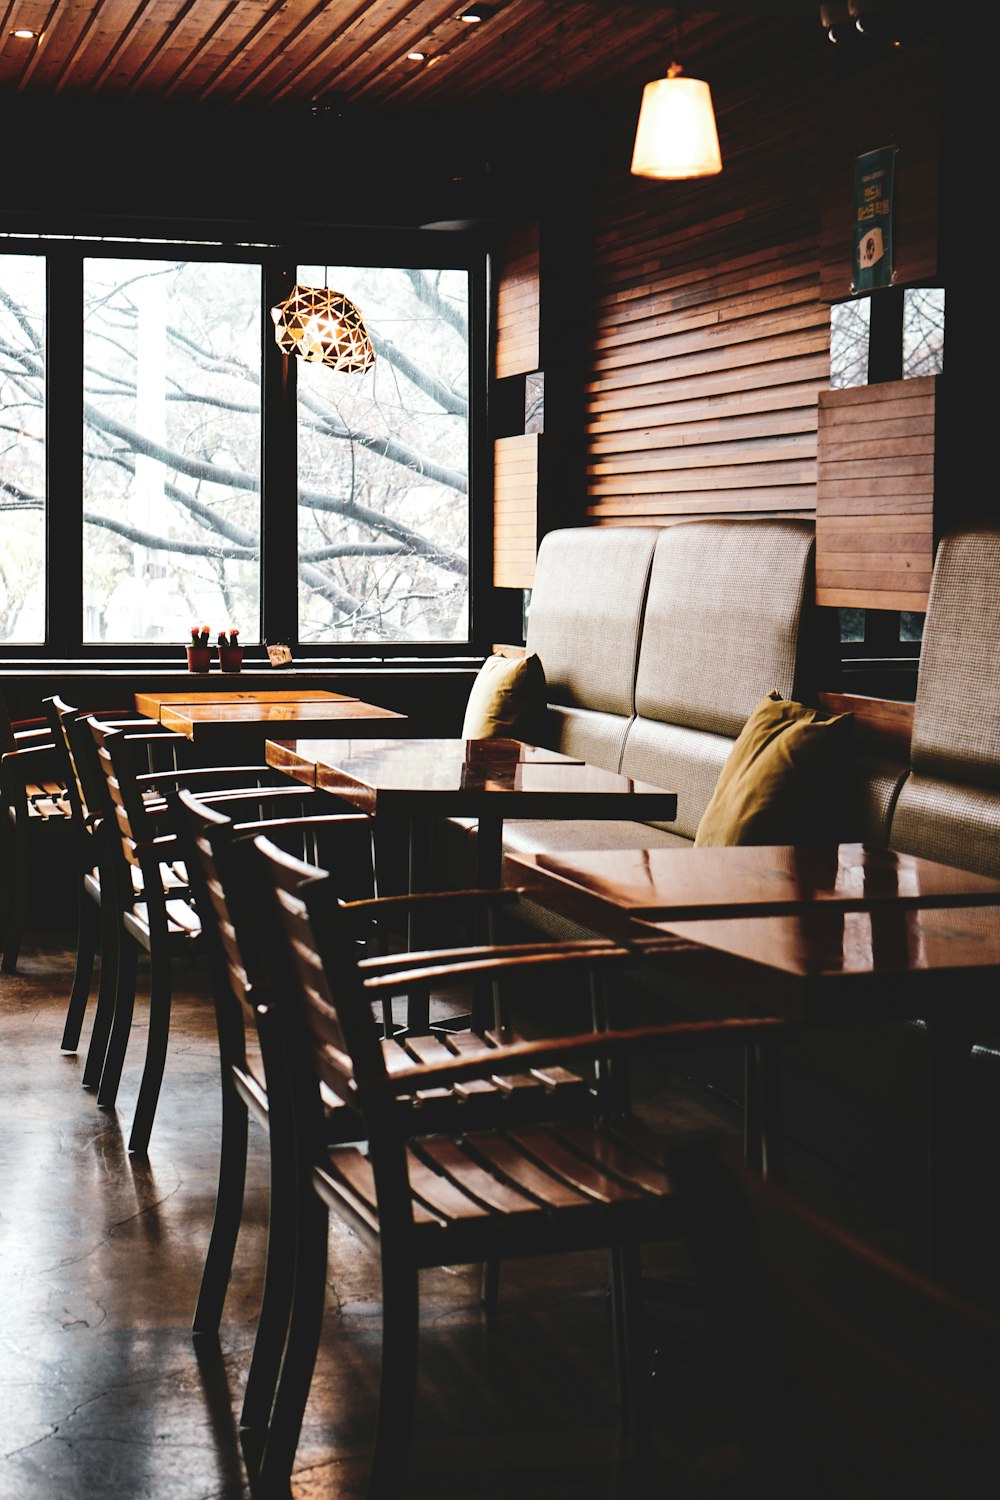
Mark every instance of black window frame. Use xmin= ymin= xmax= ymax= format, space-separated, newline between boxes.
xmin=0 ymin=226 xmax=488 ymax=665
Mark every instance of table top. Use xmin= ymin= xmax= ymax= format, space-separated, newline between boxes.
xmin=264 ymin=736 xmax=678 ymax=821
xmin=507 ymin=843 xmax=1000 ymax=924
xmin=636 ymin=902 xmax=1000 ymax=1023
xmin=135 ymin=688 xmax=359 ymax=718
xmin=136 ymin=689 xmax=405 ymax=743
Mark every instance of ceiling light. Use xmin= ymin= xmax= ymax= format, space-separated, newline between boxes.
xmin=269 ymin=285 xmax=375 ymax=374
xmin=407 ymin=50 xmax=428 ymax=61
xmin=458 ymin=4 xmax=494 ymax=22
xmin=10 ymin=27 xmax=38 ymax=38
xmin=630 ymin=61 xmax=722 ymax=180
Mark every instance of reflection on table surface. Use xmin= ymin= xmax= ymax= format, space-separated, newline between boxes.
xmin=509 ymin=843 xmax=1000 ymax=917
xmin=640 ymin=902 xmax=1000 ymax=988
xmin=265 ymin=736 xmax=674 ymax=796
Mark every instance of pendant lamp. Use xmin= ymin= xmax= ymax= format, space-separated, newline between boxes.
xmin=630 ymin=4 xmax=722 ymax=184
xmin=269 ymin=283 xmax=375 ymax=373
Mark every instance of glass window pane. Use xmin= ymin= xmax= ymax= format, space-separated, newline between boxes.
xmin=295 ymin=265 xmax=470 ymax=644
xmin=82 ymin=259 xmax=261 ymax=644
xmin=839 ymin=607 xmax=866 ymax=643
xmin=900 ymin=610 xmax=925 ymax=643
xmin=903 ymin=287 xmax=944 ymax=378
xmin=0 ymin=255 xmax=46 ymax=642
xmin=830 ymin=298 xmax=871 ymax=389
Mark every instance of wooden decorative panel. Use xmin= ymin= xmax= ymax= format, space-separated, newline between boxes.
xmin=494 ymin=222 xmax=540 ymax=381
xmin=815 ymin=376 xmax=937 ymax=610
xmin=493 ymin=434 xmax=539 ymax=589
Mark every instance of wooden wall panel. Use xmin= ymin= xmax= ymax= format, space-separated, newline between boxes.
xmin=581 ymin=26 xmax=831 ymax=530
xmin=494 ymin=222 xmax=540 ymax=380
xmin=493 ymin=434 xmax=539 ymax=588
xmin=815 ymin=376 xmax=937 ymax=610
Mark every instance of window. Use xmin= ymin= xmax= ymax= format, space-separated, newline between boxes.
xmin=0 ymin=236 xmax=481 ymax=658
xmin=0 ymin=255 xmax=46 ymax=642
xmin=82 ymin=258 xmax=262 ymax=643
xmin=294 ymin=264 xmax=470 ymax=645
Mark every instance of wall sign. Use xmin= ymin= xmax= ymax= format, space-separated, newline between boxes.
xmin=852 ymin=145 xmax=896 ymax=293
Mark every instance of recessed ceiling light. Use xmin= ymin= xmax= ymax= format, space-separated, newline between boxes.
xmin=407 ymin=50 xmax=428 ymax=61
xmin=458 ymin=4 xmax=494 ymax=22
xmin=10 ymin=27 xmax=38 ymax=39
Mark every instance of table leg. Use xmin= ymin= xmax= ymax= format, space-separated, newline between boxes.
xmin=405 ymin=816 xmax=433 ymax=1033
xmin=924 ymin=1007 xmax=973 ymax=1288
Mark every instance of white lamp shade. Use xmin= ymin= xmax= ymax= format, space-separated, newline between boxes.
xmin=630 ymin=73 xmax=722 ymax=180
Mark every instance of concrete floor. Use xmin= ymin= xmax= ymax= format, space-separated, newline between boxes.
xmin=0 ymin=933 xmax=763 ymax=1500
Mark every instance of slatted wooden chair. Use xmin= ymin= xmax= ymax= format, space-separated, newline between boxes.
xmin=42 ymin=696 xmax=185 ymax=1069
xmin=0 ymin=688 xmax=72 ymax=972
xmin=668 ymin=1134 xmax=1000 ymax=1500
xmin=86 ymin=718 xmax=316 ymax=1154
xmin=171 ymin=783 xmax=618 ymax=1474
xmin=245 ymin=830 xmax=794 ymax=1496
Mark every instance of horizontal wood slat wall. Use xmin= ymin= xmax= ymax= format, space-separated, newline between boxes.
xmin=582 ymin=24 xmax=831 ymax=530
xmin=494 ymin=222 xmax=540 ymax=380
xmin=494 ymin=433 xmax=539 ymax=588
xmin=816 ymin=376 xmax=937 ymax=610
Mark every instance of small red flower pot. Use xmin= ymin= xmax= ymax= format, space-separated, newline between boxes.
xmin=219 ymin=646 xmax=243 ymax=673
xmin=186 ymin=645 xmax=212 ymax=673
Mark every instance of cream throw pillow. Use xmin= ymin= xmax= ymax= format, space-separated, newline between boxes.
xmin=694 ymin=690 xmax=853 ymax=847
xmin=461 ymin=652 xmax=547 ymax=741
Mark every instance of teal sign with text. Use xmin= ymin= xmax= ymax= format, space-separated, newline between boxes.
xmin=853 ymin=146 xmax=896 ymax=292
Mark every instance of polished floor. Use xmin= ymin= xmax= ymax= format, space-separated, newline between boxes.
xmin=0 ymin=928 xmax=921 ymax=1500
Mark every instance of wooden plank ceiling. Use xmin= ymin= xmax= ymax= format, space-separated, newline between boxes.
xmin=0 ymin=1 xmax=817 ymax=112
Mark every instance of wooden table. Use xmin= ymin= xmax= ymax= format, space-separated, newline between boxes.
xmin=639 ymin=902 xmax=1000 ymax=1287
xmin=264 ymin=735 xmax=679 ymax=889
xmin=265 ymin=735 xmax=678 ymax=1032
xmin=506 ymin=842 xmax=1000 ymax=941
xmin=134 ymin=689 xmax=406 ymax=756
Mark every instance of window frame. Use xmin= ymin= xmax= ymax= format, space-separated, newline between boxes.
xmin=0 ymin=227 xmax=488 ymax=663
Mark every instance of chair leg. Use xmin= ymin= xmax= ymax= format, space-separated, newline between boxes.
xmin=254 ymin=1190 xmax=330 ymax=1491
xmin=0 ymin=813 xmax=30 ymax=974
xmin=192 ymin=1078 xmax=249 ymax=1337
xmin=90 ymin=926 xmax=137 ymax=1095
xmin=83 ymin=900 xmax=126 ymax=1089
xmin=610 ymin=1241 xmax=650 ymax=1456
xmin=239 ymin=1105 xmax=299 ymax=1439
xmin=365 ymin=1248 xmax=420 ymax=1499
xmin=127 ymin=948 xmax=172 ymax=1155
xmin=480 ymin=1258 xmax=500 ymax=1311
xmin=61 ymin=889 xmax=100 ymax=1052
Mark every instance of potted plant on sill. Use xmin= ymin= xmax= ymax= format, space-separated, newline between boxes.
xmin=218 ymin=627 xmax=243 ymax=673
xmin=187 ymin=625 xmax=212 ymax=673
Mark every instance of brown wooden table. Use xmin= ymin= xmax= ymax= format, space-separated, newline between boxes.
xmin=502 ymin=842 xmax=1000 ymax=1285
xmin=134 ymin=688 xmax=406 ymax=756
xmin=506 ymin=842 xmax=1000 ymax=941
xmin=637 ymin=901 xmax=1000 ymax=1287
xmin=264 ymin=735 xmax=678 ymax=890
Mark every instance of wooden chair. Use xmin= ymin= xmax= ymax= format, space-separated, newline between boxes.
xmin=41 ymin=696 xmax=185 ymax=1068
xmin=171 ymin=784 xmax=623 ymax=1475
xmin=0 ymin=688 xmax=72 ymax=972
xmin=86 ymin=718 xmax=316 ymax=1154
xmin=668 ymin=1134 xmax=1000 ymax=1499
xmin=245 ymin=830 xmax=794 ymax=1496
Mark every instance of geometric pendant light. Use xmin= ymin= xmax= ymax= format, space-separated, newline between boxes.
xmin=269 ymin=284 xmax=376 ymax=373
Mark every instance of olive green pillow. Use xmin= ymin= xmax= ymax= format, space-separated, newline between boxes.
xmin=461 ymin=651 xmax=547 ymax=741
xmin=694 ymin=690 xmax=853 ymax=847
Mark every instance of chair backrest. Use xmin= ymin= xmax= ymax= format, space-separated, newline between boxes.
xmin=249 ymin=834 xmax=390 ymax=1109
xmin=889 ymin=526 xmax=1000 ymax=874
xmin=43 ymin=696 xmax=90 ymax=826
xmin=670 ymin=1135 xmax=1000 ymax=1499
xmin=171 ymin=787 xmax=376 ymax=1047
